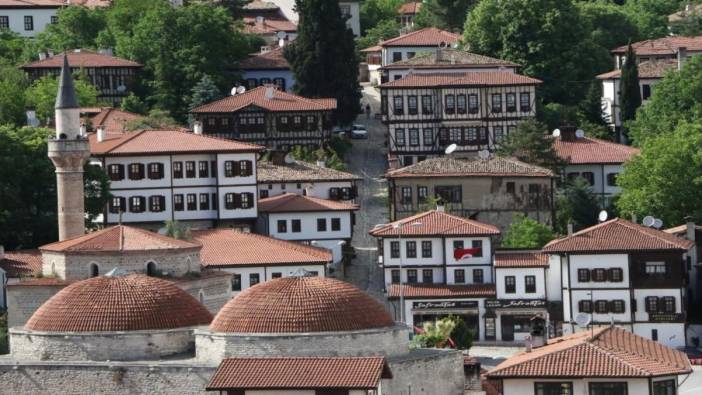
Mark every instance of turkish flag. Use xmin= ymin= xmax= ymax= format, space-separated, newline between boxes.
xmin=454 ymin=248 xmax=481 ymax=261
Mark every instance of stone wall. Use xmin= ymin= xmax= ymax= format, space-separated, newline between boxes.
xmin=176 ymin=272 xmax=231 ymax=314
xmin=384 ymin=349 xmax=465 ymax=395
xmin=9 ymin=327 xmax=200 ymax=361
xmin=194 ymin=325 xmax=410 ymax=364
xmin=5 ymin=283 xmax=65 ymax=328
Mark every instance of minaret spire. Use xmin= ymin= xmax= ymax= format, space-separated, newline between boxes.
xmin=55 ymin=55 xmax=79 ymax=110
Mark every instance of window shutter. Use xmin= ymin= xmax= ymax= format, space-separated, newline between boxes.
xmin=329 ymin=188 xmax=339 ymax=200
xmin=631 ymin=298 xmax=637 ymax=312
xmin=117 ymin=164 xmax=125 ymax=180
xmin=138 ymin=163 xmax=145 ymax=179
xmin=159 ymin=196 xmax=166 ymax=211
xmin=157 ymin=163 xmax=164 ymax=179
xmin=245 ymin=160 xmax=253 ymax=176
xmin=246 ymin=192 xmax=254 ymax=207
xmin=645 ymin=296 xmax=653 ymax=313
xmin=606 ymin=301 xmax=613 ymax=313
xmin=233 ymin=193 xmax=242 ymax=209
xmin=139 ymin=196 xmax=146 ymax=212
xmin=350 ymin=185 xmax=358 ymax=199
xmin=233 ymin=161 xmax=241 ymax=177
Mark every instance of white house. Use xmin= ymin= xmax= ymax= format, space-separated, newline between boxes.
xmin=265 ymin=0 xmax=360 ymax=37
xmin=369 ymin=209 xmax=503 ymax=342
xmin=240 ymin=46 xmax=295 ymax=92
xmin=192 ymin=228 xmax=331 ymax=296
xmin=552 ymin=127 xmax=639 ymax=208
xmin=256 ymin=158 xmax=360 ymax=200
xmin=543 ymin=218 xmax=694 ymax=348
xmin=89 ymin=128 xmax=264 ymax=231
xmin=486 ymin=326 xmax=692 ymax=395
xmin=256 ymin=192 xmax=359 ymax=263
xmin=0 ymin=0 xmax=62 ymax=38
xmin=376 ymin=27 xmax=460 ymax=69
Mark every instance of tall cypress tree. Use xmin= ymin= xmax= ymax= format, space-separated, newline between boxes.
xmin=284 ymin=0 xmax=361 ymax=125
xmin=619 ymin=43 xmax=642 ymax=142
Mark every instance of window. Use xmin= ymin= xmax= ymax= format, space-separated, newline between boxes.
xmin=224 ymin=161 xmax=237 ymax=177
xmin=422 ymin=269 xmax=433 ymax=283
xmin=466 ymin=127 xmax=477 ymax=143
xmin=240 ymin=192 xmax=252 ymax=209
xmin=400 ymin=187 xmax=412 ymax=204
xmin=239 ymin=160 xmax=252 ymax=177
xmin=128 ymin=163 xmax=144 ymax=180
xmin=271 ymin=272 xmax=282 ymax=279
xmin=525 ymin=275 xmax=536 ymax=293
xmin=107 ymin=164 xmax=124 ymax=181
xmin=491 ymin=94 xmax=502 ymax=113
xmin=392 ymin=52 xmax=402 ymax=62
xmin=449 ymin=127 xmax=461 ymax=143
xmin=506 ymin=93 xmax=516 ymax=112
xmin=149 ymin=195 xmax=165 ymax=212
xmin=109 ymin=196 xmax=125 ymax=213
xmin=473 ymin=269 xmax=483 ymax=284
xmin=273 ymin=77 xmax=286 ymax=91
xmin=129 ymin=196 xmax=145 ymax=213
xmin=249 ymin=273 xmax=260 ymax=286
xmin=652 ymin=328 xmax=658 ymax=341
xmin=606 ymin=173 xmax=618 ymax=187
xmin=409 ymin=128 xmax=420 ymax=146
xmin=645 ymin=296 xmax=659 ymax=313
xmin=407 ymin=269 xmax=417 ymax=283
xmin=390 ymin=241 xmax=400 ymax=258
xmin=422 ymin=128 xmax=433 ymax=145
xmin=505 ymin=276 xmax=516 ymax=293
xmin=231 ymin=274 xmax=241 ymax=291
xmin=0 ymin=16 xmax=8 ymax=29
xmin=186 ymin=194 xmax=197 ymax=210
xmin=595 ymin=300 xmax=609 ymax=313
xmin=534 ymin=382 xmax=572 ymax=395
xmin=381 ymin=95 xmax=388 ymax=115
xmin=468 ymin=94 xmax=479 ymax=114
xmin=224 ymin=193 xmax=236 ymax=209
xmin=578 ymin=268 xmax=590 ymax=282
xmin=331 ymin=218 xmax=341 ymax=231
xmin=421 ymin=95 xmax=432 ymax=113
xmin=520 ymin=92 xmax=531 ymax=112
xmin=393 ymin=96 xmax=404 ymax=115
xmin=471 ymin=240 xmax=483 ymax=257
xmin=173 ymin=162 xmax=183 ymax=178
xmin=435 ymin=185 xmax=461 ymax=203
xmin=652 ymin=379 xmax=675 ymax=395
xmin=147 ymin=162 xmax=163 ymax=179
xmin=663 ymin=296 xmax=676 ymax=313
xmin=317 ymin=218 xmax=327 ymax=231
xmin=246 ymin=78 xmax=257 ymax=89
xmin=579 ymin=300 xmax=592 ymax=313
xmin=24 ymin=16 xmax=33 ymax=31
xmin=292 ymin=219 xmax=301 ymax=232
xmin=506 ymin=182 xmax=515 ymax=194
xmin=645 ymin=262 xmax=667 ymax=275
xmin=406 ymin=241 xmax=417 ymax=258
xmin=456 ymin=94 xmax=467 ymax=114
xmin=608 ymin=268 xmax=623 ymax=282
xmin=642 ymin=84 xmax=652 ymax=100
xmin=421 ymin=241 xmax=432 ymax=258
xmin=185 ymin=161 xmax=196 ymax=178
xmin=612 ymin=300 xmax=625 ymax=314
xmin=277 ymin=219 xmax=287 ymax=233
xmin=407 ymin=51 xmax=416 ymax=58
xmin=589 ymin=382 xmax=628 ymax=395
xmin=391 ymin=269 xmax=400 ymax=284
xmin=395 ymin=128 xmax=405 ymax=146
xmin=445 ymin=94 xmax=455 ymax=114
xmin=199 ymin=193 xmax=209 ymax=210
xmin=198 ymin=161 xmax=209 ymax=178
xmin=453 ymin=240 xmax=464 ymax=250
xmin=493 ymin=126 xmax=504 ymax=143
xmin=90 ymin=263 xmax=99 ymax=278
xmin=455 ymin=269 xmax=465 ymax=283
xmin=174 ymin=194 xmax=184 ymax=211
xmin=418 ymin=186 xmax=428 ymax=203
xmin=581 ymin=171 xmax=595 ymax=185
xmin=592 ymin=268 xmax=607 ymax=282
xmin=408 ymin=95 xmax=418 ymax=115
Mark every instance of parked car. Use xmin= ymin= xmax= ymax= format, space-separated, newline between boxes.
xmin=350 ymin=124 xmax=368 ymax=139
xmin=332 ymin=125 xmax=351 ymax=136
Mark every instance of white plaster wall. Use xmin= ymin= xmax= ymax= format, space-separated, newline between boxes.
xmin=502 ymin=378 xmax=650 ymax=395
xmin=218 ymin=184 xmax=258 ymax=220
xmin=339 ymin=1 xmax=360 ymax=36
xmin=0 ymin=8 xmax=58 ymax=37
xmin=105 ymin=156 xmax=172 ymax=190
xmin=634 ymin=323 xmax=686 ymax=348
xmin=570 ymin=289 xmax=631 ymax=324
xmin=568 ymin=254 xmax=630 ymax=288
xmin=222 ymin=264 xmax=326 ymax=296
xmin=268 ymin=0 xmax=359 ymax=36
xmin=266 ymin=211 xmax=353 ymax=241
xmin=312 ymin=239 xmax=343 ymax=263
xmin=108 ymin=188 xmax=176 ymax=223
xmin=547 ymin=254 xmax=563 ymax=302
xmin=383 ymin=47 xmax=441 ymax=66
xmin=444 ymin=237 xmax=492 ymax=266
xmin=445 ymin=264 xmax=492 ymax=284
xmin=384 ymin=267 xmax=445 ymax=285
xmin=382 ymin=237 xmax=444 ymax=267
xmin=259 ymin=180 xmax=353 ymax=200
xmin=564 ymin=163 xmax=625 ymax=197
xmin=495 ymin=267 xmax=546 ymax=299
xmin=216 ymin=152 xmax=258 ymax=186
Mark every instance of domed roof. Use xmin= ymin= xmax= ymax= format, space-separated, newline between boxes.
xmin=210 ymin=276 xmax=395 ymax=333
xmin=26 ymin=274 xmax=213 ymax=332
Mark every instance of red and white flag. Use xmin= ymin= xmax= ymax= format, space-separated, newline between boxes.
xmin=453 ymin=248 xmax=481 ymax=261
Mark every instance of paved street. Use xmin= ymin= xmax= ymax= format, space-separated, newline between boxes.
xmin=343 ymin=84 xmax=388 ymax=300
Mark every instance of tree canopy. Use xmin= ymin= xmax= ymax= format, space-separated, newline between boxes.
xmin=501 ymin=213 xmax=556 ymax=248
xmin=556 ymin=177 xmax=601 ymax=234
xmin=414 ymin=0 xmax=478 ymax=31
xmin=496 ymin=119 xmax=565 ymax=173
xmin=25 ymin=75 xmax=99 ymax=124
xmin=360 ymin=0 xmax=403 ymax=34
xmin=35 ymin=5 xmax=106 ymax=51
xmin=0 ymin=65 xmax=29 ymax=127
xmin=619 ymin=43 xmax=642 ymax=141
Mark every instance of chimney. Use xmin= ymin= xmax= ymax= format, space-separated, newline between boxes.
xmin=559 ymin=126 xmax=577 ymax=142
xmin=193 ymin=121 xmax=203 ymax=135
xmin=631 ymin=213 xmax=637 ymax=224
xmin=678 ymin=47 xmax=688 ymax=71
xmin=97 ymin=125 xmax=106 ymax=142
xmin=525 ymin=335 xmax=533 ymax=352
xmin=436 ymin=204 xmax=445 ymax=212
xmin=38 ymin=52 xmax=47 ymax=61
xmin=256 ymin=16 xmax=264 ymax=24
xmin=686 ymin=217 xmax=696 ymax=242
xmin=265 ymin=86 xmax=275 ymax=100
xmin=47 ymin=50 xmax=54 ymax=58
xmin=567 ymin=223 xmax=574 ymax=236
xmin=316 ymin=160 xmax=326 ymax=168
xmin=79 ymin=123 xmax=87 ymax=137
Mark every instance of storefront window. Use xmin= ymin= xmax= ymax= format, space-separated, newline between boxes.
xmin=484 ymin=316 xmax=496 ymax=340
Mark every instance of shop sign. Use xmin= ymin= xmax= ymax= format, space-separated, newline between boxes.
xmin=485 ymin=299 xmax=547 ymax=309
xmin=412 ymin=301 xmax=478 ymax=310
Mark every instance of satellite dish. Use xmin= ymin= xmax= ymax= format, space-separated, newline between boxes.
xmin=236 ymin=86 xmax=246 ymax=94
xmin=642 ymin=216 xmax=655 ymax=227
xmin=283 ymin=153 xmax=295 ymax=164
xmin=276 ymin=31 xmax=287 ymax=40
xmin=445 ymin=143 xmax=457 ymax=155
xmin=598 ymin=210 xmax=608 ymax=222
xmin=552 ymin=128 xmax=561 ymax=137
xmin=116 ymin=85 xmax=126 ymax=93
xmin=231 ymin=87 xmax=238 ymax=96
xmin=653 ymin=218 xmax=663 ymax=229
xmin=575 ymin=313 xmax=591 ymax=328
xmin=575 ymin=129 xmax=585 ymax=138
xmin=478 ymin=150 xmax=490 ymax=160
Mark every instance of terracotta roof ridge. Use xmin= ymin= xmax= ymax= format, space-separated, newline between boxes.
xmin=370 ymin=210 xmax=433 ymax=235
xmin=99 ymin=129 xmax=147 ymax=154
xmin=146 ymin=128 xmax=264 ymax=150
xmin=438 ymin=211 xmax=500 ymax=234
xmin=616 ymin=219 xmax=692 ymax=249
xmin=489 ymin=333 xmax=591 ymax=374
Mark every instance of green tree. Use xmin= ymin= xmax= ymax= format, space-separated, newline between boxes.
xmin=0 ymin=65 xmax=28 ymax=126
xmin=25 ymin=75 xmax=99 ymax=124
xmin=496 ymin=119 xmax=565 ymax=173
xmin=556 ymin=177 xmax=601 ymax=234
xmin=356 ymin=19 xmax=401 ymax=52
xmin=628 ymin=55 xmax=702 ymax=145
xmin=0 ymin=29 xmax=29 ymax=65
xmin=448 ymin=315 xmax=474 ymax=350
xmin=285 ymin=0 xmax=361 ymax=125
xmin=577 ymin=1 xmax=640 ymax=53
xmin=124 ymin=109 xmax=180 ymax=131
xmin=619 ymin=43 xmax=642 ymax=141
xmin=414 ymin=0 xmax=478 ymax=31
xmin=616 ymin=122 xmax=702 ymax=227
xmin=120 ymin=92 xmax=147 ymax=115
xmin=164 ymin=220 xmax=192 ymax=241
xmin=359 ymin=0 xmax=402 ymax=34
xmin=410 ymin=317 xmax=457 ymax=349
xmin=623 ymin=0 xmax=680 ymax=39
xmin=34 ymin=6 xmax=106 ymax=51
xmin=189 ymin=74 xmax=223 ymax=112
xmin=501 ymin=213 xmax=555 ymax=248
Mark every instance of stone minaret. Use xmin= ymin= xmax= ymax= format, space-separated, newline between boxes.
xmin=47 ymin=56 xmax=90 ymax=241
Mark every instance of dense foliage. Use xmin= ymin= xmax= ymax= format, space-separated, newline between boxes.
xmin=555 ymin=177 xmax=602 ymax=234
xmin=496 ymin=119 xmax=565 ymax=173
xmin=502 ymin=214 xmax=556 ymax=248
xmin=619 ymin=44 xmax=642 ymax=141
xmin=414 ymin=0 xmax=478 ymax=31
xmin=25 ymin=75 xmax=99 ymax=124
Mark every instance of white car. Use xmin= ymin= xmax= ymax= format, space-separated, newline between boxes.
xmin=350 ymin=124 xmax=368 ymax=139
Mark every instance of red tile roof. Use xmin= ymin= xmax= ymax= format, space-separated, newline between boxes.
xmin=542 ymin=218 xmax=694 ymax=254
xmin=257 ymin=159 xmax=360 ymax=183
xmin=239 ymin=47 xmax=290 ymax=70
xmin=210 ymin=276 xmax=395 ymax=333
xmin=0 ymin=0 xmax=62 ymax=8
xmin=89 ymin=129 xmax=264 ymax=156
xmin=258 ymin=192 xmax=359 ymax=213
xmin=207 ymin=357 xmax=391 ymax=390
xmin=369 ymin=210 xmax=501 ymax=237
xmin=191 ymin=86 xmax=336 ymax=113
xmin=192 ymin=229 xmax=331 ymax=267
xmin=381 ymin=48 xmax=519 ymax=70
xmin=611 ymin=36 xmax=702 ymax=55
xmin=487 ymin=326 xmax=692 ymax=378
xmin=87 ymin=107 xmax=142 ymax=136
xmin=243 ymin=16 xmax=297 ymax=35
xmin=39 ymin=225 xmax=201 ymax=253
xmin=380 ymin=27 xmax=459 ymax=47
xmin=0 ymin=250 xmax=42 ymax=278
xmin=552 ymin=136 xmax=639 ymax=165
xmin=494 ymin=251 xmax=548 ymax=268
xmin=387 ymin=283 xmax=496 ymax=299
xmin=361 ymin=45 xmax=383 ymax=53
xmin=398 ymin=1 xmax=422 ymax=15
xmin=380 ymin=71 xmax=542 ymax=88
xmin=597 ymin=59 xmax=678 ymax=79
xmin=385 ymin=156 xmax=553 ymax=178
xmin=22 ymin=49 xmax=141 ymax=69
xmin=25 ymin=274 xmax=213 ymax=332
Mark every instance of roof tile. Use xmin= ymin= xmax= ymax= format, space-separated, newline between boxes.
xmin=258 ymin=192 xmax=359 ymax=212
xmin=0 ymin=250 xmax=42 ymax=278
xmin=240 ymin=47 xmax=290 ymax=70
xmin=494 ymin=251 xmax=549 ymax=268
xmin=611 ymin=36 xmax=702 ymax=55
xmin=39 ymin=225 xmax=201 ymax=253
xmin=553 ymin=136 xmax=639 ymax=165
xmin=370 ymin=210 xmax=501 ymax=237
xmin=382 ymin=48 xmax=518 ymax=70
xmin=380 ymin=27 xmax=459 ymax=47
xmin=597 ymin=59 xmax=678 ymax=79
xmin=387 ymin=283 xmax=496 ymax=299
xmin=386 ymin=156 xmax=553 ymax=178
xmin=192 ymin=86 xmax=336 ymax=113
xmin=22 ymin=49 xmax=141 ymax=69
xmin=257 ymin=160 xmax=360 ymax=183
xmin=380 ymin=71 xmax=541 ymax=88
